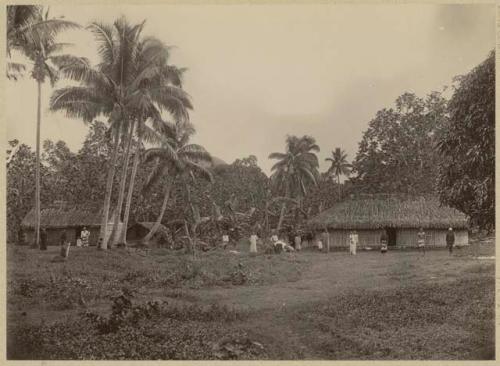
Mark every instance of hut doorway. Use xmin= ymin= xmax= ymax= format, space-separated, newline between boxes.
xmin=386 ymin=228 xmax=397 ymax=246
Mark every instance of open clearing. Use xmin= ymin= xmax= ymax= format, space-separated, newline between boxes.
xmin=7 ymin=236 xmax=495 ymax=360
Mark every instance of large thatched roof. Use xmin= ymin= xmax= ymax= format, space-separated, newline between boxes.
xmin=307 ymin=194 xmax=469 ymax=230
xmin=21 ymin=201 xmax=107 ymax=228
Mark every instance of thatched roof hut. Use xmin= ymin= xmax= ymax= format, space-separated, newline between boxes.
xmin=307 ymin=194 xmax=469 ymax=248
xmin=21 ymin=201 xmax=103 ymax=228
xmin=308 ymin=194 xmax=468 ymax=230
xmin=21 ymin=201 xmax=121 ymax=246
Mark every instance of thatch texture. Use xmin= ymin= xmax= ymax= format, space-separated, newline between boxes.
xmin=307 ymin=195 xmax=468 ymax=230
xmin=21 ymin=202 xmax=104 ymax=228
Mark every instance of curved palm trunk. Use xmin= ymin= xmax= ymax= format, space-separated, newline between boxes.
xmin=33 ymin=80 xmax=42 ymax=249
xmin=119 ymin=128 xmax=142 ymax=244
xmin=142 ymin=178 xmax=173 ymax=244
xmin=99 ymin=125 xmax=120 ymax=249
xmin=276 ymin=203 xmax=286 ymax=232
xmin=109 ymin=119 xmax=135 ymax=246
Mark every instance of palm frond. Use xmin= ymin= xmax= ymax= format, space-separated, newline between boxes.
xmin=268 ymin=152 xmax=288 ymax=160
xmin=6 ymin=62 xmax=26 ymax=80
xmin=50 ymin=86 xmax=108 ymax=122
xmin=183 ymin=160 xmax=214 ymax=183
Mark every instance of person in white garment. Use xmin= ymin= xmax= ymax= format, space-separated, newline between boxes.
xmin=222 ymin=232 xmax=230 ymax=249
xmin=81 ymin=227 xmax=90 ymax=247
xmin=349 ymin=230 xmax=358 ymax=255
xmin=249 ymin=233 xmax=258 ymax=254
xmin=294 ymin=234 xmax=302 ymax=251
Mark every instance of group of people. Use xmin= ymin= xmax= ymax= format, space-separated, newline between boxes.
xmin=416 ymin=227 xmax=455 ymax=256
xmin=220 ymin=226 xmax=457 ymax=256
xmin=36 ymin=227 xmax=91 ymax=258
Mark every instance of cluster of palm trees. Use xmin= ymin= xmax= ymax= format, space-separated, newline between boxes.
xmin=8 ymin=5 xmax=353 ymax=249
xmin=7 ymin=6 xmax=212 ymax=250
xmin=269 ymin=136 xmax=352 ymax=230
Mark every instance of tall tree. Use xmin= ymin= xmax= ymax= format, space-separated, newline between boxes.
xmin=351 ymin=92 xmax=447 ymax=195
xmin=325 ymin=147 xmax=351 ymax=199
xmin=437 ymin=51 xmax=495 ymax=231
xmin=6 ymin=6 xmax=76 ymax=80
xmin=269 ymin=135 xmax=320 ymax=231
xmin=12 ymin=8 xmax=79 ymax=249
xmin=117 ymin=42 xmax=189 ymax=245
xmin=50 ymin=17 xmax=191 ymax=249
xmin=141 ymin=121 xmax=213 ymax=244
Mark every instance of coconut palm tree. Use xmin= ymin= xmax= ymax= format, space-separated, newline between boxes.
xmin=6 ymin=6 xmax=77 ymax=80
xmin=269 ymin=135 xmax=320 ymax=231
xmin=50 ymin=17 xmax=191 ymax=249
xmin=11 ymin=8 xmax=79 ymax=249
xmin=116 ymin=42 xmax=189 ymax=245
xmin=141 ymin=121 xmax=213 ymax=244
xmin=325 ymin=147 xmax=352 ymax=199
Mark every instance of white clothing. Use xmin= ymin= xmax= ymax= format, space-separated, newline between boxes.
xmin=81 ymin=230 xmax=90 ymax=246
xmin=222 ymin=235 xmax=229 ymax=243
xmin=317 ymin=240 xmax=323 ymax=250
xmin=349 ymin=233 xmax=358 ymax=255
xmin=294 ymin=236 xmax=302 ymax=250
xmin=249 ymin=235 xmax=258 ymax=253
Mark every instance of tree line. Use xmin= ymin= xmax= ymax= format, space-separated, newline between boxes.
xmin=6 ymin=6 xmax=495 ymax=249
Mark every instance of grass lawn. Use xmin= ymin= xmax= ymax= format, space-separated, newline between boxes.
xmin=7 ymin=235 xmax=495 ymax=360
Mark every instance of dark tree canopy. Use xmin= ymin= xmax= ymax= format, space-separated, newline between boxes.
xmin=351 ymin=91 xmax=447 ymax=195
xmin=437 ymin=51 xmax=495 ymax=231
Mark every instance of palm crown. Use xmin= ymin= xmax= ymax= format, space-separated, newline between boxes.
xmin=269 ymin=135 xmax=320 ymax=198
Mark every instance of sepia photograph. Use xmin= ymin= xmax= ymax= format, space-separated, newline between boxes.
xmin=5 ymin=1 xmax=496 ymax=361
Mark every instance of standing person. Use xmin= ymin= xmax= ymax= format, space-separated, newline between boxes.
xmin=81 ymin=227 xmax=90 ymax=247
xmin=380 ymin=230 xmax=388 ymax=254
xmin=446 ymin=227 xmax=455 ymax=255
xmin=222 ymin=232 xmax=229 ymax=249
xmin=322 ymin=229 xmax=330 ymax=253
xmin=349 ymin=230 xmax=358 ymax=255
xmin=417 ymin=227 xmax=426 ymax=256
xmin=249 ymin=232 xmax=258 ymax=254
xmin=270 ymin=230 xmax=279 ymax=244
xmin=59 ymin=231 xmax=70 ymax=259
xmin=40 ymin=228 xmax=48 ymax=251
xmin=294 ymin=233 xmax=302 ymax=251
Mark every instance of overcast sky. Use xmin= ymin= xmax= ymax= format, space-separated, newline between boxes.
xmin=6 ymin=3 xmax=495 ymax=175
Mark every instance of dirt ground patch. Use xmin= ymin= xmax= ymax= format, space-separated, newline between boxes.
xmin=7 ymin=236 xmax=495 ymax=360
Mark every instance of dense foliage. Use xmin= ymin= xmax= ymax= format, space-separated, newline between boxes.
xmin=351 ymin=92 xmax=447 ymax=195
xmin=437 ymin=51 xmax=495 ymax=231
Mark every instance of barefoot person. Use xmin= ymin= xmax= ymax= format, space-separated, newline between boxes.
xmin=446 ymin=227 xmax=455 ymax=255
xmin=417 ymin=227 xmax=426 ymax=256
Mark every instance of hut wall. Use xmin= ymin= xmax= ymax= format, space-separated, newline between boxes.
xmin=318 ymin=229 xmax=384 ymax=248
xmin=396 ymin=229 xmax=468 ymax=247
xmin=23 ymin=226 xmax=107 ymax=246
xmin=315 ymin=228 xmax=469 ymax=248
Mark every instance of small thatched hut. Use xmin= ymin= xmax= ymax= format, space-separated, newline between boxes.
xmin=126 ymin=222 xmax=168 ymax=244
xmin=307 ymin=194 xmax=469 ymax=248
xmin=21 ymin=201 xmax=123 ymax=246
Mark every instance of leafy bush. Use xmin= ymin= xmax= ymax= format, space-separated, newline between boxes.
xmin=8 ymin=289 xmax=260 ymax=360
